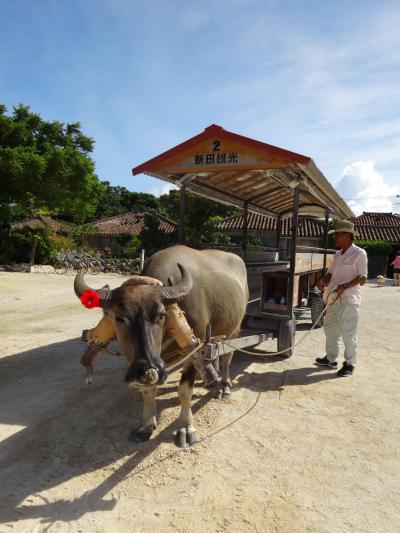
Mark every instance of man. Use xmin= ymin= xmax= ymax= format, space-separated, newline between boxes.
xmin=315 ymin=220 xmax=368 ymax=377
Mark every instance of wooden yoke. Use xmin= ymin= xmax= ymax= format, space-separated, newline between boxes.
xmin=164 ymin=303 xmax=197 ymax=350
xmin=82 ymin=313 xmax=116 ymax=345
xmin=82 ymin=275 xmax=197 ymax=354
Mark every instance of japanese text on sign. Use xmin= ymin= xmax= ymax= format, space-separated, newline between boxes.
xmin=194 ymin=152 xmax=239 ymax=166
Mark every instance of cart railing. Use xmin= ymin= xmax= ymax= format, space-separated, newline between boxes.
xmin=295 ymin=245 xmax=337 ymax=253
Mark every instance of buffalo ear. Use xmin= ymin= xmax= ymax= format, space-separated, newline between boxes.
xmin=159 ymin=264 xmax=192 ymax=301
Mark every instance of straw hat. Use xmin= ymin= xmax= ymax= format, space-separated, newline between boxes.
xmin=328 ymin=220 xmax=359 ymax=236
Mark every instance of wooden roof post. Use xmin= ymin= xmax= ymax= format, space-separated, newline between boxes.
xmin=288 ymin=180 xmax=300 ymax=312
xmin=29 ymin=235 xmax=39 ymax=266
xmin=323 ymin=208 xmax=329 ymax=271
xmin=178 ymin=185 xmax=186 ymax=243
xmin=243 ymin=201 xmax=248 ymax=262
xmin=276 ymin=215 xmax=282 ymax=258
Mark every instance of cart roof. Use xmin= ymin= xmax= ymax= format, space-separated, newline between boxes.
xmin=132 ymin=124 xmax=354 ymax=220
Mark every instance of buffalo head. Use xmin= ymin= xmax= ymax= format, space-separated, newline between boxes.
xmin=74 ymin=264 xmax=192 ymax=387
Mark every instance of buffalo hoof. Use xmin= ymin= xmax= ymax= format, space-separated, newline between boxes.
xmin=174 ymin=427 xmax=199 ymax=448
xmin=128 ymin=428 xmax=153 ymax=442
xmin=217 ymin=383 xmax=231 ymax=400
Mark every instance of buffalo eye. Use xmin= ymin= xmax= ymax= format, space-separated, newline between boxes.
xmin=115 ymin=315 xmax=125 ymax=323
xmin=159 ymin=312 xmax=166 ymax=320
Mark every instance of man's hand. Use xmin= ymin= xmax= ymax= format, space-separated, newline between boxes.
xmin=317 ymin=273 xmax=331 ymax=291
xmin=335 ymin=284 xmax=347 ymax=297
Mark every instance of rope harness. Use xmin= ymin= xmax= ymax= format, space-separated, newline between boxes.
xmin=82 ymin=288 xmax=338 ymax=385
xmin=83 ymin=340 xmax=203 ymax=385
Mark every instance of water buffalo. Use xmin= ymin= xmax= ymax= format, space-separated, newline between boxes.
xmin=74 ymin=245 xmax=248 ymax=447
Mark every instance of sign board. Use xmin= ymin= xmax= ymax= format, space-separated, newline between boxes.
xmin=152 ymin=136 xmax=290 ymax=174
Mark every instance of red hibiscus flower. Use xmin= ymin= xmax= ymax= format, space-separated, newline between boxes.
xmin=80 ymin=290 xmax=100 ymax=309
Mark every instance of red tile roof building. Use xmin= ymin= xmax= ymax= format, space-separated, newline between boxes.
xmin=215 ymin=213 xmax=325 ymax=238
xmin=215 ymin=211 xmax=400 ymax=245
xmin=354 ymin=212 xmax=400 ymax=243
xmin=11 ymin=215 xmax=72 ymax=235
xmin=85 ymin=211 xmax=177 ymax=255
xmin=90 ymin=211 xmax=177 ymax=236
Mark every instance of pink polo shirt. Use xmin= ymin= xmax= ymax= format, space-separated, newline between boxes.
xmin=391 ymin=256 xmax=400 ymax=269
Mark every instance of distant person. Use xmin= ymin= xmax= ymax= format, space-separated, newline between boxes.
xmin=390 ymin=251 xmax=400 ymax=286
xmin=315 ymin=220 xmax=368 ymax=377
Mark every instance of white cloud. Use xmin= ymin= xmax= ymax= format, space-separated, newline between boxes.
xmin=335 ymin=161 xmax=400 ymax=216
xmin=149 ymin=182 xmax=177 ymax=197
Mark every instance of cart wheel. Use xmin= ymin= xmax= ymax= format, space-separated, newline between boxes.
xmin=310 ymin=295 xmax=324 ymax=328
xmin=277 ymin=313 xmax=295 ymax=358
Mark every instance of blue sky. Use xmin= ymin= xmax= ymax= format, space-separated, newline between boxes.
xmin=1 ymin=0 xmax=399 ymax=214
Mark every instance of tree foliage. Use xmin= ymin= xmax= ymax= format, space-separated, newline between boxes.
xmin=139 ymin=213 xmax=178 ymax=253
xmin=1 ymin=103 xmax=243 ymax=261
xmin=355 ymin=239 xmax=392 ymax=256
xmin=0 ymin=103 xmax=101 ymax=225
xmin=0 ymin=226 xmax=57 ymax=264
xmin=91 ymin=182 xmax=159 ymax=220
xmin=158 ymin=189 xmax=239 ymax=243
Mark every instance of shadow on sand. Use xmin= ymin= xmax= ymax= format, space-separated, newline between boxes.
xmin=0 ymin=336 xmax=336 ymax=528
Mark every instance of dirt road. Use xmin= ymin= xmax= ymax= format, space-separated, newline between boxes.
xmin=0 ymin=272 xmax=399 ymax=532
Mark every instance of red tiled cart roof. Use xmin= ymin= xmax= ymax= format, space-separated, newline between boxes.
xmin=90 ymin=211 xmax=177 ymax=236
xmin=132 ymin=124 xmax=354 ymax=220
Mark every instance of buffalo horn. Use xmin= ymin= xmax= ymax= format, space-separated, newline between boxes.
xmin=159 ymin=263 xmax=193 ymax=301
xmin=74 ymin=270 xmax=112 ymax=307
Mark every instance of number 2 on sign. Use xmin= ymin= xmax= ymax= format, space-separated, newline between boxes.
xmin=212 ymin=140 xmax=220 ymax=152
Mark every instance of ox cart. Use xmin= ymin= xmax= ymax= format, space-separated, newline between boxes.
xmin=132 ymin=124 xmax=355 ymax=359
xmin=244 ymin=246 xmax=335 ymax=356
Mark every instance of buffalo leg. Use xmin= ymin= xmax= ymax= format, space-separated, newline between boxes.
xmin=217 ymin=351 xmax=233 ymax=400
xmin=175 ymin=364 xmax=199 ymax=448
xmin=129 ymin=387 xmax=157 ymax=442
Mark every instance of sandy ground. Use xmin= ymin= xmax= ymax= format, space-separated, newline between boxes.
xmin=0 ymin=272 xmax=399 ymax=533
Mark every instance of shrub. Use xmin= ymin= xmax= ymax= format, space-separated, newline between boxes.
xmin=51 ymin=234 xmax=76 ymax=251
xmin=1 ymin=227 xmax=57 ymax=264
xmin=199 ymin=215 xmax=233 ymax=246
xmin=355 ymin=239 xmax=392 ymax=256
xmin=246 ymin=236 xmax=265 ymax=249
xmin=121 ymin=235 xmax=142 ymax=257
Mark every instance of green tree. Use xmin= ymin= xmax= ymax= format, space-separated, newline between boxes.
xmin=0 ymin=103 xmax=102 ymax=226
xmin=0 ymin=226 xmax=57 ymax=264
xmin=158 ymin=189 xmax=240 ymax=242
xmin=201 ymin=215 xmax=233 ymax=245
xmin=140 ymin=213 xmax=177 ymax=253
xmin=91 ymin=181 xmax=160 ymax=220
xmin=121 ymin=235 xmax=142 ymax=257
